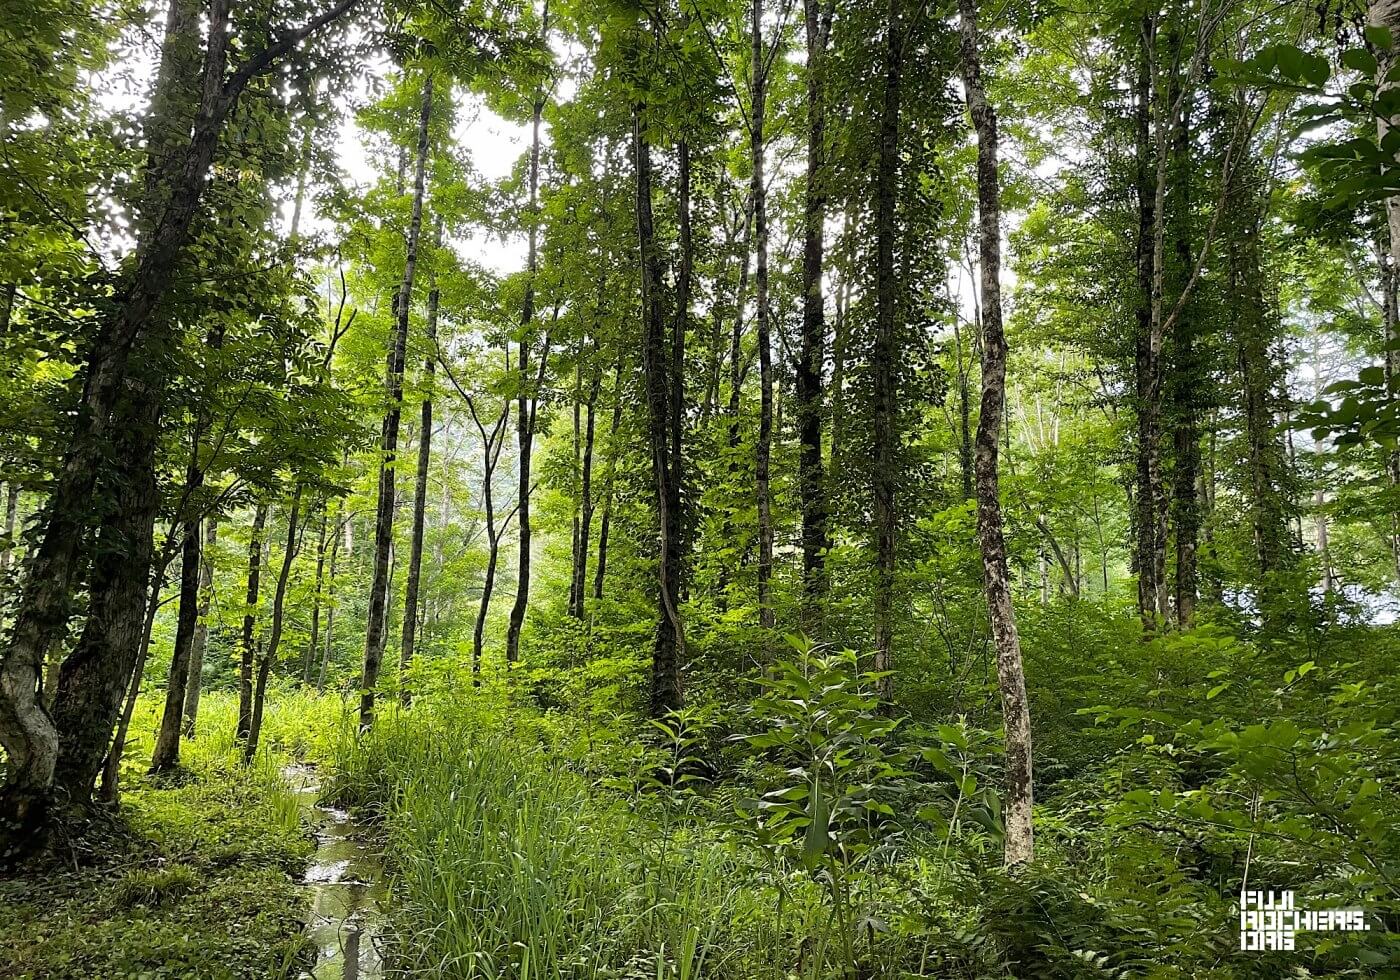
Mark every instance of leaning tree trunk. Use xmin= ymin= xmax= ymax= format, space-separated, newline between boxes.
xmin=634 ymin=103 xmax=683 ymax=716
xmin=246 ymin=488 xmax=301 ymax=761
xmin=361 ymin=72 xmax=431 ymax=730
xmin=182 ymin=518 xmax=216 ymax=736
xmin=751 ymin=0 xmax=775 ymax=632
xmin=959 ymin=0 xmax=1034 ymax=867
xmin=0 ymin=0 xmax=359 ymax=844
xmin=400 ymin=218 xmax=442 ymax=704
xmin=798 ymin=0 xmax=835 ymax=631
xmin=870 ymin=0 xmax=903 ymax=701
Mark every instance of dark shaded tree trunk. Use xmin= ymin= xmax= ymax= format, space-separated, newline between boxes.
xmin=149 ymin=515 xmax=201 ymax=773
xmin=98 ymin=550 xmax=175 ymax=806
xmin=634 ymin=104 xmax=683 ymax=715
xmin=49 ymin=376 xmax=165 ymax=806
xmin=1167 ymin=65 xmax=1200 ymax=628
xmin=182 ymin=518 xmax=216 ymax=736
xmin=237 ymin=504 xmax=268 ymax=740
xmin=593 ymin=358 xmax=625 ymax=603
xmin=246 ymin=488 xmax=301 ymax=761
xmin=570 ymin=359 xmax=602 ymax=619
xmin=400 ymin=219 xmax=442 ymax=704
xmin=752 ymin=0 xmax=775 ymax=631
xmin=871 ymin=0 xmax=903 ymax=699
xmin=361 ymin=72 xmax=431 ymax=730
xmin=797 ymin=0 xmax=835 ymax=631
xmin=1131 ymin=19 xmax=1164 ymax=630
xmin=960 ymin=0 xmax=1033 ymax=866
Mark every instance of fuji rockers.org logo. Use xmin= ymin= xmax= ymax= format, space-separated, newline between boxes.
xmin=1238 ymin=889 xmax=1371 ymax=951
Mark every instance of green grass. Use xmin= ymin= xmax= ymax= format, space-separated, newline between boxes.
xmin=0 ymin=692 xmax=322 ymax=980
xmin=331 ymin=695 xmax=853 ymax=979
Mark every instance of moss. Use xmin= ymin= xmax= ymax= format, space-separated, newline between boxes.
xmin=0 ymin=752 xmax=314 ymax=980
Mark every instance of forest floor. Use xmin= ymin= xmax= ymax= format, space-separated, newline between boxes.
xmin=0 ymin=697 xmax=321 ymax=980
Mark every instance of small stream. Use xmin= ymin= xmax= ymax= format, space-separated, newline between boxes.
xmin=284 ymin=764 xmax=388 ymax=980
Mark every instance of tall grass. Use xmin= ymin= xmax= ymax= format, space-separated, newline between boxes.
xmin=332 ymin=697 xmax=812 ymax=979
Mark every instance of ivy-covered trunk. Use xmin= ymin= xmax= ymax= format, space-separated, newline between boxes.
xmin=959 ymin=0 xmax=1034 ymax=867
xmin=871 ymin=0 xmax=903 ymax=699
xmin=634 ymin=104 xmax=683 ymax=716
xmin=797 ymin=0 xmax=834 ymax=631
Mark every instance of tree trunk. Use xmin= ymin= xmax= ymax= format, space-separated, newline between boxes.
xmin=237 ymin=504 xmax=268 ymax=740
xmin=149 ymin=516 xmax=201 ymax=773
xmin=752 ymin=0 xmax=775 ymax=632
xmin=245 ymin=488 xmax=301 ymax=761
xmin=1167 ymin=57 xmax=1199 ymax=629
xmin=871 ymin=0 xmax=903 ymax=700
xmin=634 ymin=103 xmax=683 ymax=716
xmin=506 ymin=46 xmax=549 ymax=667
xmin=319 ymin=505 xmax=341 ymax=691
xmin=571 ymin=358 xmax=602 ymax=619
xmin=0 ymin=0 xmax=359 ymax=839
xmin=304 ymin=506 xmax=327 ymax=684
xmin=361 ymin=72 xmax=431 ymax=730
xmin=98 ymin=554 xmax=173 ymax=806
xmin=400 ymin=218 xmax=442 ymax=704
xmin=0 ymin=483 xmax=18 ymax=574
xmin=182 ymin=518 xmax=216 ymax=737
xmin=960 ymin=0 xmax=1033 ymax=867
xmin=1132 ymin=18 xmax=1164 ymax=630
xmin=593 ymin=357 xmax=625 ymax=603
xmin=797 ymin=0 xmax=835 ymax=631
xmin=49 ymin=376 xmax=165 ymax=807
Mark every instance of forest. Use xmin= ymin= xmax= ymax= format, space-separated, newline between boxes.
xmin=2 ymin=0 xmax=1400 ymax=975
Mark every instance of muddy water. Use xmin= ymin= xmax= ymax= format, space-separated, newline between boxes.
xmin=285 ymin=764 xmax=388 ymax=980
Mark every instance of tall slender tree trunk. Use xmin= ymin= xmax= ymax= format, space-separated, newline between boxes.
xmin=634 ymin=103 xmax=683 ymax=715
xmin=571 ymin=358 xmax=602 ymax=619
xmin=182 ymin=518 xmax=216 ymax=736
xmin=361 ymin=72 xmax=432 ymax=730
xmin=798 ymin=0 xmax=835 ymax=631
xmin=400 ymin=219 xmax=442 ymax=704
xmin=149 ymin=515 xmax=201 ymax=772
xmin=752 ymin=0 xmax=775 ymax=631
xmin=246 ymin=488 xmax=301 ymax=761
xmin=1132 ymin=19 xmax=1163 ymax=630
xmin=871 ymin=0 xmax=903 ymax=699
xmin=319 ymin=505 xmax=341 ymax=691
xmin=304 ymin=506 xmax=327 ymax=684
xmin=593 ymin=358 xmax=624 ymax=603
xmin=960 ymin=0 xmax=1033 ymax=866
xmin=506 ymin=38 xmax=549 ymax=667
xmin=1167 ymin=60 xmax=1199 ymax=629
xmin=237 ymin=504 xmax=268 ymax=740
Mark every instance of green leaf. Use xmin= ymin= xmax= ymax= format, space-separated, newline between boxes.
xmin=1342 ymin=48 xmax=1378 ymax=75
